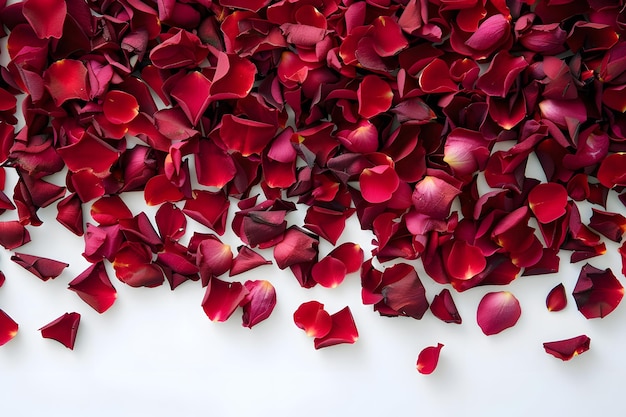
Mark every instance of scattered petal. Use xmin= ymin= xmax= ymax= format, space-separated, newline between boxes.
xmin=39 ymin=312 xmax=80 ymax=350
xmin=543 ymin=335 xmax=590 ymax=361
xmin=241 ymin=280 xmax=276 ymax=328
xmin=201 ymin=278 xmax=248 ymax=322
xmin=0 ymin=309 xmax=18 ymax=346
xmin=547 ymin=283 xmax=568 ymax=312
xmin=476 ymin=291 xmax=521 ymax=335
xmin=416 ymin=343 xmax=444 ymax=375
xmin=11 ymin=253 xmax=68 ymax=281
xmin=68 ymin=261 xmax=117 ymax=314
xmin=313 ymin=306 xmax=359 ymax=349
xmin=573 ymin=264 xmax=624 ymax=319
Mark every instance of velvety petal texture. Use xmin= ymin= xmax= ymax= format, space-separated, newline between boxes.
xmin=39 ymin=312 xmax=80 ymax=350
xmin=543 ymin=335 xmax=590 ymax=361
xmin=417 ymin=343 xmax=444 ymax=374
xmin=477 ymin=292 xmax=521 ymax=335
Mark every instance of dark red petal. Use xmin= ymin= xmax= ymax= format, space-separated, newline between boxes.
xmin=219 ymin=115 xmax=277 ymax=157
xmin=476 ymin=291 xmax=521 ymax=335
xmin=39 ymin=312 xmax=80 ymax=350
xmin=44 ymin=59 xmax=89 ymax=106
xmin=603 ymin=84 xmax=626 ymax=112
xmin=588 ymin=209 xmax=626 ymax=242
xmin=91 ymin=195 xmax=133 ymax=226
xmin=0 ymin=309 xmax=18 ymax=346
xmin=446 ymin=240 xmax=486 ymax=280
xmin=416 ymin=343 xmax=444 ymax=375
xmin=357 ymin=75 xmax=393 ymax=118
xmin=201 ymin=278 xmax=248 ymax=322
xmin=381 ymin=264 xmax=429 ymax=319
xmin=312 ymin=256 xmax=347 ymax=288
xmin=56 ymin=193 xmax=84 ymax=236
xmin=360 ymin=165 xmax=400 ymax=203
xmin=103 ymin=90 xmax=139 ymax=125
xmin=430 ymin=289 xmax=462 ymax=324
xmin=230 ymin=246 xmax=272 ymax=276
xmin=183 ymin=190 xmax=230 ymax=235
xmin=273 ymin=226 xmax=318 ymax=270
xmin=412 ymin=175 xmax=461 ymax=219
xmin=372 ymin=16 xmax=409 ymax=57
xmin=293 ymin=301 xmax=332 ymax=338
xmin=144 ymin=174 xmax=185 ymax=206
xmin=543 ymin=335 xmax=590 ymax=361
xmin=328 ymin=243 xmax=363 ymax=274
xmin=573 ymin=264 xmax=624 ymax=319
xmin=68 ymin=261 xmax=117 ymax=314
xmin=11 ymin=253 xmax=68 ymax=281
xmin=547 ymin=283 xmax=567 ymax=312
xmin=597 ymin=153 xmax=626 ymax=189
xmin=112 ymin=242 xmax=164 ymax=288
xmin=155 ymin=203 xmax=186 ymax=241
xmin=0 ymin=272 xmax=4 ymax=288
xmin=0 ymin=221 xmax=31 ymax=250
xmin=241 ymin=280 xmax=276 ymax=328
xmin=171 ymin=71 xmax=211 ymax=126
xmin=23 ymin=0 xmax=66 ymax=39
xmin=476 ymin=51 xmax=527 ymax=97
xmin=313 ymin=306 xmax=359 ymax=349
xmin=210 ymin=52 xmax=257 ymax=101
xmin=528 ymin=182 xmax=568 ymax=224
xmin=419 ymin=59 xmax=458 ymax=94
xmin=58 ymin=133 xmax=120 ymax=174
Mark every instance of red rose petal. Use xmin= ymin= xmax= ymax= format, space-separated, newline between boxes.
xmin=588 ymin=209 xmax=626 ymax=242
xmin=0 ymin=309 xmax=18 ymax=346
xmin=446 ymin=240 xmax=486 ymax=280
xmin=328 ymin=243 xmax=363 ymax=274
xmin=210 ymin=52 xmax=257 ymax=101
xmin=0 ymin=221 xmax=31 ymax=250
xmin=11 ymin=253 xmax=68 ymax=281
xmin=170 ymin=71 xmax=211 ymax=126
xmin=219 ymin=115 xmax=277 ymax=157
xmin=155 ymin=203 xmax=186 ymax=242
xmin=196 ymin=236 xmax=233 ymax=286
xmin=381 ymin=263 xmax=429 ymax=319
xmin=360 ymin=165 xmax=400 ymax=204
xmin=201 ymin=278 xmax=248 ymax=322
xmin=573 ymin=264 xmax=624 ymax=319
xmin=543 ymin=335 xmax=590 ymax=361
xmin=23 ymin=0 xmax=66 ymax=39
xmin=112 ymin=242 xmax=164 ymax=288
xmin=597 ymin=153 xmax=626 ymax=189
xmin=357 ymin=75 xmax=393 ymax=118
xmin=528 ymin=182 xmax=568 ymax=224
xmin=39 ymin=312 xmax=80 ymax=350
xmin=182 ymin=190 xmax=230 ymax=235
xmin=476 ymin=51 xmax=527 ymax=97
xmin=416 ymin=343 xmax=444 ymax=375
xmin=68 ymin=261 xmax=117 ymax=314
xmin=312 ymin=256 xmax=348 ymax=288
xmin=293 ymin=301 xmax=332 ymax=338
xmin=476 ymin=291 xmax=521 ymax=335
xmin=230 ymin=246 xmax=272 ymax=276
xmin=90 ymin=196 xmax=133 ymax=226
xmin=273 ymin=226 xmax=318 ymax=270
xmin=44 ymin=59 xmax=90 ymax=106
xmin=241 ymin=280 xmax=276 ymax=328
xmin=412 ymin=175 xmax=461 ymax=219
xmin=547 ymin=283 xmax=567 ymax=312
xmin=103 ymin=90 xmax=139 ymax=125
xmin=56 ymin=193 xmax=84 ymax=236
xmin=313 ymin=306 xmax=359 ymax=349
xmin=430 ymin=289 xmax=462 ymax=324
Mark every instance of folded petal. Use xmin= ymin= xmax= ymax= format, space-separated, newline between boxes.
xmin=241 ymin=280 xmax=276 ymax=328
xmin=313 ymin=306 xmax=359 ymax=349
xmin=416 ymin=343 xmax=444 ymax=375
xmin=171 ymin=71 xmax=211 ymax=126
xmin=39 ymin=312 xmax=80 ymax=350
xmin=0 ymin=221 xmax=31 ymax=249
xmin=196 ymin=236 xmax=233 ymax=285
xmin=11 ymin=253 xmax=68 ymax=281
xmin=476 ymin=51 xmax=527 ymax=97
xmin=182 ymin=190 xmax=230 ymax=235
xmin=381 ymin=263 xmax=429 ymax=319
xmin=201 ymin=278 xmax=248 ymax=322
xmin=112 ymin=242 xmax=164 ymax=288
xmin=543 ymin=335 xmax=590 ymax=361
xmin=546 ymin=283 xmax=567 ymax=312
xmin=273 ymin=226 xmax=318 ymax=269
xmin=430 ymin=289 xmax=462 ymax=324
xmin=56 ymin=193 xmax=84 ymax=236
xmin=0 ymin=309 xmax=18 ymax=346
xmin=573 ymin=263 xmax=624 ymax=319
xmin=328 ymin=243 xmax=363 ymax=274
xmin=477 ymin=291 xmax=521 ymax=335
xmin=229 ymin=246 xmax=272 ymax=276
xmin=68 ymin=261 xmax=117 ymax=314
xmin=293 ymin=301 xmax=332 ymax=338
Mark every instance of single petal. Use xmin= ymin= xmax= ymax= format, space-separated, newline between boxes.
xmin=56 ymin=193 xmax=84 ymax=236
xmin=229 ymin=246 xmax=272 ymax=276
xmin=201 ymin=278 xmax=248 ymax=322
xmin=360 ymin=165 xmax=400 ymax=204
xmin=357 ymin=75 xmax=393 ymax=118
xmin=573 ymin=263 xmax=624 ymax=319
xmin=412 ymin=175 xmax=461 ymax=219
xmin=465 ymin=14 xmax=510 ymax=51
xmin=144 ymin=174 xmax=185 ymax=206
xmin=171 ymin=71 xmax=211 ymax=126
xmin=196 ymin=236 xmax=233 ymax=286
xmin=293 ymin=301 xmax=332 ymax=338
xmin=416 ymin=343 xmax=444 ymax=375
xmin=312 ymin=256 xmax=347 ymax=288
xmin=219 ymin=115 xmax=277 ymax=157
xmin=39 ymin=312 xmax=80 ymax=350
xmin=183 ymin=190 xmax=230 ymax=235
xmin=430 ymin=289 xmax=462 ymax=324
xmin=589 ymin=209 xmax=626 ymax=242
xmin=103 ymin=90 xmax=139 ymax=125
xmin=44 ymin=59 xmax=89 ymax=106
xmin=543 ymin=335 xmax=590 ymax=361
xmin=328 ymin=243 xmax=363 ymax=274
xmin=303 ymin=206 xmax=349 ymax=245
xmin=273 ymin=226 xmax=318 ymax=270
xmin=11 ymin=253 xmax=68 ymax=281
xmin=68 ymin=261 xmax=117 ymax=314
xmin=547 ymin=283 xmax=567 ymax=312
xmin=90 ymin=195 xmax=133 ymax=226
xmin=381 ymin=263 xmax=429 ymax=319
xmin=446 ymin=240 xmax=486 ymax=280
xmin=23 ymin=0 xmax=66 ymax=39
xmin=603 ymin=84 xmax=626 ymax=112
xmin=597 ymin=153 xmax=626 ymax=188
xmin=419 ymin=59 xmax=458 ymax=94
xmin=155 ymin=203 xmax=186 ymax=241
xmin=0 ymin=309 xmax=18 ymax=346
xmin=0 ymin=221 xmax=31 ymax=250
xmin=476 ymin=291 xmax=521 ymax=335
xmin=528 ymin=182 xmax=568 ymax=224
xmin=241 ymin=280 xmax=276 ymax=328
xmin=372 ymin=16 xmax=409 ymax=57
xmin=476 ymin=51 xmax=527 ymax=97
xmin=313 ymin=306 xmax=359 ymax=349
xmin=209 ymin=52 xmax=257 ymax=101
xmin=112 ymin=242 xmax=164 ymax=288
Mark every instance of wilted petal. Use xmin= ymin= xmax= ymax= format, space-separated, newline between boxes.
xmin=476 ymin=291 xmax=521 ymax=335
xmin=230 ymin=246 xmax=272 ymax=276
xmin=312 ymin=256 xmax=347 ymax=288
xmin=0 ymin=221 xmax=31 ymax=250
xmin=416 ymin=343 xmax=444 ymax=375
xmin=103 ymin=90 xmax=139 ymax=125
xmin=44 ymin=59 xmax=89 ymax=106
xmin=11 ymin=253 xmax=68 ymax=281
xmin=68 ymin=261 xmax=117 ymax=314
xmin=273 ymin=226 xmax=318 ymax=269
xmin=430 ymin=289 xmax=462 ymax=324
xmin=201 ymin=278 xmax=248 ymax=322
xmin=573 ymin=263 xmax=624 ymax=319
xmin=23 ymin=0 xmax=66 ymax=39
xmin=241 ymin=280 xmax=276 ymax=328
xmin=597 ymin=153 xmax=626 ymax=188
xmin=589 ymin=209 xmax=626 ymax=242
xmin=543 ymin=335 xmax=590 ymax=361
xmin=360 ymin=165 xmax=400 ymax=203
xmin=528 ymin=182 xmax=568 ymax=224
xmin=39 ymin=312 xmax=80 ymax=350
xmin=0 ymin=309 xmax=18 ymax=346
xmin=547 ymin=283 xmax=567 ymax=312
xmin=446 ymin=240 xmax=486 ymax=280
xmin=357 ymin=75 xmax=393 ymax=118
xmin=293 ymin=301 xmax=332 ymax=338
xmin=313 ymin=306 xmax=358 ymax=349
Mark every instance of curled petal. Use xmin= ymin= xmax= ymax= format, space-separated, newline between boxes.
xmin=183 ymin=190 xmax=230 ymax=235
xmin=313 ymin=306 xmax=359 ymax=349
xmin=241 ymin=280 xmax=276 ymax=328
xmin=0 ymin=309 xmax=18 ymax=346
xmin=56 ymin=193 xmax=84 ymax=236
xmin=201 ymin=278 xmax=248 ymax=322
xmin=149 ymin=29 xmax=208 ymax=69
xmin=68 ymin=261 xmax=117 ymax=314
xmin=416 ymin=343 xmax=444 ymax=375
xmin=11 ymin=253 xmax=68 ymax=281
xmin=573 ymin=264 xmax=624 ymax=319
xmin=230 ymin=246 xmax=272 ymax=276
xmin=0 ymin=221 xmax=31 ymax=250
xmin=293 ymin=301 xmax=332 ymax=338
xmin=543 ymin=335 xmax=590 ymax=361
xmin=476 ymin=51 xmax=527 ymax=97
xmin=197 ymin=236 xmax=233 ymax=285
xmin=547 ymin=283 xmax=567 ymax=312
xmin=430 ymin=289 xmax=462 ymax=324
xmin=90 ymin=196 xmax=132 ymax=226
xmin=476 ymin=291 xmax=521 ymax=335
xmin=39 ymin=312 xmax=80 ymax=350
xmin=360 ymin=165 xmax=400 ymax=204
xmin=112 ymin=242 xmax=164 ymax=288
xmin=528 ymin=182 xmax=568 ymax=224
xmin=312 ymin=256 xmax=347 ymax=288
xmin=589 ymin=209 xmax=626 ymax=242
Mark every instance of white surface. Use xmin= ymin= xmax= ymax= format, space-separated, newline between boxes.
xmin=1 ymin=183 xmax=626 ymax=417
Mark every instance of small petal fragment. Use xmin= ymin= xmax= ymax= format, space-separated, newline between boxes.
xmin=477 ymin=291 xmax=521 ymax=335
xmin=293 ymin=301 xmax=332 ymax=338
xmin=543 ymin=335 xmax=590 ymax=361
xmin=11 ymin=253 xmax=69 ymax=281
xmin=241 ymin=280 xmax=276 ymax=328
xmin=39 ymin=312 xmax=80 ymax=350
xmin=313 ymin=306 xmax=359 ymax=349
xmin=547 ymin=283 xmax=568 ymax=312
xmin=416 ymin=343 xmax=444 ymax=375
xmin=0 ymin=309 xmax=18 ymax=346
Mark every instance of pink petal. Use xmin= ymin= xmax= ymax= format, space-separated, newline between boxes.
xmin=465 ymin=14 xmax=510 ymax=51
xmin=241 ymin=280 xmax=276 ymax=328
xmin=416 ymin=343 xmax=444 ymax=375
xmin=543 ymin=335 xmax=590 ymax=361
xmin=10 ymin=253 xmax=68 ymax=281
xmin=430 ymin=289 xmax=462 ymax=324
xmin=68 ymin=261 xmax=117 ymax=314
xmin=573 ymin=264 xmax=624 ymax=319
xmin=293 ymin=301 xmax=332 ymax=338
xmin=23 ymin=0 xmax=66 ymax=39
xmin=476 ymin=291 xmax=521 ymax=335
xmin=201 ymin=278 xmax=248 ymax=322
xmin=313 ymin=306 xmax=359 ymax=349
xmin=0 ymin=309 xmax=18 ymax=346
xmin=528 ymin=182 xmax=568 ymax=224
xmin=547 ymin=283 xmax=567 ymax=312
xmin=360 ymin=165 xmax=400 ymax=203
xmin=39 ymin=312 xmax=80 ymax=350
xmin=230 ymin=246 xmax=272 ymax=276
xmin=412 ymin=175 xmax=461 ymax=219
xmin=312 ymin=256 xmax=348 ymax=288
xmin=357 ymin=75 xmax=393 ymax=118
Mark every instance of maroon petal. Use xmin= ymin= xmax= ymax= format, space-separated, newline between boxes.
xmin=446 ymin=240 xmax=486 ymax=280
xmin=416 ymin=343 xmax=444 ymax=375
xmin=476 ymin=51 xmax=527 ymax=97
xmin=68 ymin=261 xmax=117 ymax=314
xmin=0 ymin=221 xmax=31 ymax=250
xmin=11 ymin=253 xmax=68 ymax=281
xmin=0 ymin=309 xmax=18 ymax=346
xmin=538 ymin=98 xmax=587 ymax=130
xmin=381 ymin=263 xmax=429 ymax=319
xmin=273 ymin=226 xmax=318 ymax=270
xmin=230 ymin=246 xmax=272 ymax=276
xmin=603 ymin=84 xmax=626 ymax=112
xmin=44 ymin=59 xmax=89 ymax=106
xmin=357 ymin=75 xmax=393 ymax=118
xmin=547 ymin=283 xmax=567 ymax=312
xmin=313 ymin=306 xmax=359 ymax=349
xmin=241 ymin=280 xmax=276 ymax=328
xmin=476 ymin=291 xmax=521 ymax=335
xmin=597 ymin=153 xmax=626 ymax=189
xmin=312 ymin=256 xmax=347 ymax=288
xmin=543 ymin=335 xmax=590 ymax=361
xmin=589 ymin=209 xmax=626 ymax=242
xmin=155 ymin=203 xmax=186 ymax=241
xmin=201 ymin=278 xmax=248 ymax=322
xmin=171 ymin=71 xmax=211 ymax=126
xmin=360 ymin=165 xmax=400 ymax=203
xmin=39 ymin=312 xmax=80 ymax=350
xmin=23 ymin=0 xmax=66 ymax=39
xmin=328 ymin=243 xmax=363 ymax=274
xmin=573 ymin=264 xmax=624 ymax=319
xmin=112 ymin=242 xmax=164 ymax=288
xmin=182 ymin=190 xmax=230 ymax=235
xmin=56 ymin=193 xmax=84 ymax=236
xmin=103 ymin=90 xmax=139 ymax=125
xmin=293 ymin=301 xmax=332 ymax=338
xmin=528 ymin=182 xmax=568 ymax=224
xmin=430 ymin=289 xmax=462 ymax=324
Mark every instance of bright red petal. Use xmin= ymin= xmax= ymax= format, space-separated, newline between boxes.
xmin=357 ymin=75 xmax=393 ymax=118
xmin=44 ymin=59 xmax=90 ymax=106
xmin=201 ymin=278 xmax=248 ymax=322
xmin=23 ymin=0 xmax=66 ymax=39
xmin=446 ymin=240 xmax=486 ymax=280
xmin=528 ymin=182 xmax=568 ymax=224
xmin=39 ymin=312 xmax=80 ymax=350
xmin=313 ymin=306 xmax=359 ymax=349
xmin=312 ymin=256 xmax=347 ymax=288
xmin=171 ymin=71 xmax=211 ymax=126
xmin=543 ymin=335 xmax=590 ymax=361
xmin=476 ymin=291 xmax=521 ymax=335
xmin=360 ymin=165 xmax=400 ymax=203
xmin=273 ymin=226 xmax=318 ymax=270
xmin=103 ymin=90 xmax=139 ymax=124
xmin=0 ymin=309 xmax=18 ymax=346
xmin=597 ymin=153 xmax=626 ymax=189
xmin=328 ymin=243 xmax=363 ymax=274
xmin=416 ymin=343 xmax=444 ymax=374
xmin=293 ymin=301 xmax=332 ymax=338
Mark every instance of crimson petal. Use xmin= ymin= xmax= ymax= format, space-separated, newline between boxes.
xmin=357 ymin=75 xmax=393 ymax=118
xmin=23 ymin=0 xmax=66 ymax=39
xmin=170 ymin=71 xmax=211 ymax=126
xmin=381 ymin=263 xmax=429 ymax=319
xmin=201 ymin=278 xmax=248 ymax=322
xmin=196 ymin=236 xmax=233 ymax=286
xmin=312 ymin=256 xmax=347 ymax=288
xmin=597 ymin=153 xmax=626 ymax=189
xmin=543 ymin=335 xmax=590 ymax=361
xmin=44 ymin=59 xmax=89 ymax=106
xmin=293 ymin=301 xmax=332 ymax=338
xmin=230 ymin=246 xmax=272 ymax=276
xmin=430 ymin=289 xmax=462 ymax=324
xmin=241 ymin=280 xmax=276 ymax=328
xmin=547 ymin=283 xmax=567 ymax=312
xmin=0 ymin=221 xmax=30 ymax=250
xmin=416 ymin=343 xmax=444 ymax=375
xmin=360 ymin=165 xmax=400 ymax=204
xmin=328 ymin=243 xmax=363 ymax=274
xmin=39 ymin=312 xmax=80 ymax=350
xmin=0 ymin=309 xmax=18 ymax=346
xmin=476 ymin=291 xmax=521 ymax=335
xmin=446 ymin=240 xmax=486 ymax=280
xmin=313 ymin=306 xmax=359 ymax=349
xmin=183 ymin=190 xmax=230 ymax=235
xmin=11 ymin=253 xmax=68 ymax=281
xmin=273 ymin=226 xmax=318 ymax=270
xmin=103 ymin=90 xmax=139 ymax=125
xmin=573 ymin=264 xmax=624 ymax=319
xmin=68 ymin=261 xmax=117 ymax=314
xmin=528 ymin=182 xmax=568 ymax=224
xmin=112 ymin=242 xmax=164 ymax=288
xmin=56 ymin=193 xmax=84 ymax=236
